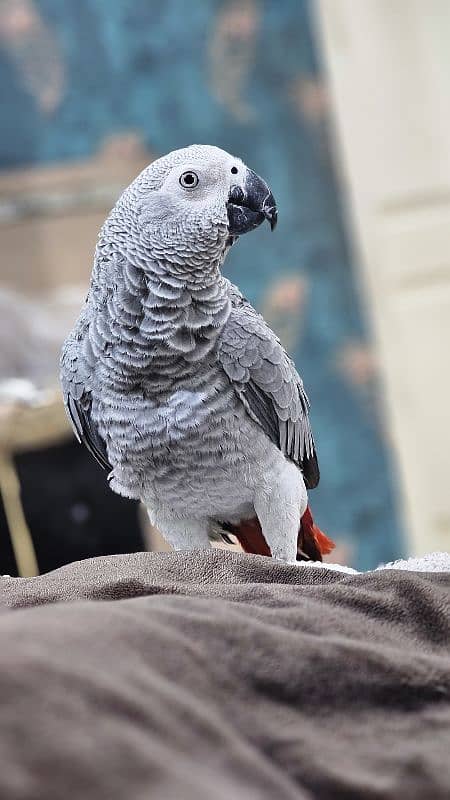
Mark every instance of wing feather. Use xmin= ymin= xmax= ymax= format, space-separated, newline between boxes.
xmin=218 ymin=286 xmax=319 ymax=489
xmin=60 ymin=316 xmax=110 ymax=472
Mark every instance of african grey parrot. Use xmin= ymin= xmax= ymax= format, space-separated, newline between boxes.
xmin=61 ymin=145 xmax=334 ymax=562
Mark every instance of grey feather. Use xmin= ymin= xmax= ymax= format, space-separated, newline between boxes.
xmin=60 ymin=315 xmax=110 ymax=471
xmin=217 ymin=293 xmax=319 ymax=489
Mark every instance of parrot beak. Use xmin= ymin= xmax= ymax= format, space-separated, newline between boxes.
xmin=227 ymin=168 xmax=278 ymax=237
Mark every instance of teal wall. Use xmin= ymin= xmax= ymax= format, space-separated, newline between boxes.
xmin=0 ymin=0 xmax=404 ymax=568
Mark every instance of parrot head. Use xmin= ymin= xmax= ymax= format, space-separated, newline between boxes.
xmin=120 ymin=145 xmax=277 ymax=257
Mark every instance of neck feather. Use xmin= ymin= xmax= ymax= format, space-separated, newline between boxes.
xmin=92 ymin=237 xmax=231 ymax=389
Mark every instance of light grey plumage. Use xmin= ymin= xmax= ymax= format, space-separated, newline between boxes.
xmin=61 ymin=144 xmax=322 ymax=561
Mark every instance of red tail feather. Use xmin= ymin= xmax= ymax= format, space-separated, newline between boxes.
xmin=298 ymin=505 xmax=335 ymax=560
xmin=227 ymin=505 xmax=334 ymax=562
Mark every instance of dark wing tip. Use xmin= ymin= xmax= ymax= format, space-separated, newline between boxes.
xmin=302 ymin=449 xmax=320 ymax=490
xmin=67 ymin=394 xmax=111 ymax=471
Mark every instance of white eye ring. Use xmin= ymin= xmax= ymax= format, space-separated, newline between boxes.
xmin=179 ymin=171 xmax=199 ymax=189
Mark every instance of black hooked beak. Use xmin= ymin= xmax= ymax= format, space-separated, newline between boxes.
xmin=227 ymin=168 xmax=278 ymax=238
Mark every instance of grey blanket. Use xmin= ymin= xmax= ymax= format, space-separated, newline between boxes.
xmin=0 ymin=550 xmax=449 ymax=799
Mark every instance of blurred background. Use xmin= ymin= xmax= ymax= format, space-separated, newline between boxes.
xmin=0 ymin=0 xmax=448 ymax=575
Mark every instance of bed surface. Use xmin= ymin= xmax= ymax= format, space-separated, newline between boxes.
xmin=0 ymin=550 xmax=449 ymax=799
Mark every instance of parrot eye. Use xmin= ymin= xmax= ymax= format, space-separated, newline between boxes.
xmin=179 ymin=171 xmax=199 ymax=189
xmin=231 ymin=166 xmax=238 ymax=174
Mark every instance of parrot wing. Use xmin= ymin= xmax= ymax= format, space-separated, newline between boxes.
xmin=60 ymin=315 xmax=111 ymax=471
xmin=217 ymin=286 xmax=320 ymax=489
